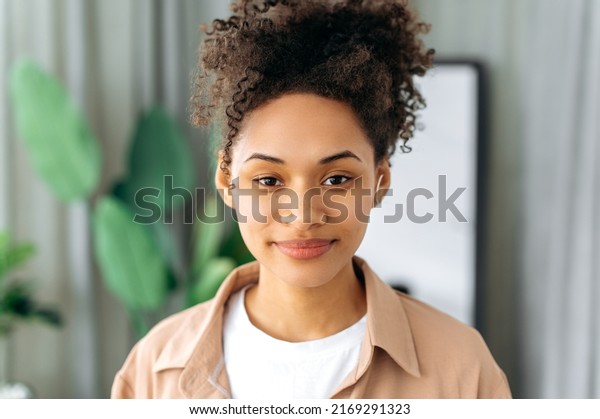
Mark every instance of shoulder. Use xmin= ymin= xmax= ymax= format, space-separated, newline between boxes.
xmin=396 ymin=292 xmax=511 ymax=398
xmin=140 ymin=300 xmax=215 ymax=354
xmin=398 ymin=292 xmax=484 ymax=351
xmin=111 ymin=300 xmax=216 ymax=398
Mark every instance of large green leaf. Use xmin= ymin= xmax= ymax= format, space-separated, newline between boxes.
xmin=92 ymin=197 xmax=168 ymax=310
xmin=148 ymin=222 xmax=180 ymax=274
xmin=190 ymin=196 xmax=224 ymax=279
xmin=147 ymin=222 xmax=180 ymax=292
xmin=120 ymin=106 xmax=195 ymax=213
xmin=9 ymin=59 xmax=101 ymax=201
xmin=188 ymin=257 xmax=236 ymax=306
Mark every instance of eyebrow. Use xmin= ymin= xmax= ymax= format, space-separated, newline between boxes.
xmin=243 ymin=150 xmax=362 ymax=165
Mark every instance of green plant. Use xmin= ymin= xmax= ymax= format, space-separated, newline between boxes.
xmin=186 ymin=196 xmax=254 ymax=306
xmin=0 ymin=232 xmax=61 ymax=337
xmin=8 ymin=58 xmax=253 ymax=338
xmin=8 ymin=59 xmax=101 ymax=201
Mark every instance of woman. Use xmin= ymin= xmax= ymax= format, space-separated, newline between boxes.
xmin=112 ymin=0 xmax=511 ymax=399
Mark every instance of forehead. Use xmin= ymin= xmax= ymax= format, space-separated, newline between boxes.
xmin=231 ymin=93 xmax=374 ymax=173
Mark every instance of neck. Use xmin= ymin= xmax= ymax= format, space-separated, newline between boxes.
xmin=244 ymin=259 xmax=366 ymax=342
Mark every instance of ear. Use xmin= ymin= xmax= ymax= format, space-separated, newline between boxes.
xmin=374 ymin=157 xmax=391 ymax=206
xmin=215 ymin=150 xmax=234 ymax=209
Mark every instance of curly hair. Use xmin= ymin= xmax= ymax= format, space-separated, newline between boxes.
xmin=190 ymin=0 xmax=434 ymax=181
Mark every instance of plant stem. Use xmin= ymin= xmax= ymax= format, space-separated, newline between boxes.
xmin=128 ymin=309 xmax=149 ymax=340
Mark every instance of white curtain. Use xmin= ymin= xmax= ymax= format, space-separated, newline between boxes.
xmin=519 ymin=0 xmax=600 ymax=399
xmin=414 ymin=0 xmax=600 ymax=398
xmin=0 ymin=0 xmax=229 ymax=398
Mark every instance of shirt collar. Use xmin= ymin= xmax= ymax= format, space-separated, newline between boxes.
xmin=154 ymin=256 xmax=421 ymax=397
xmin=353 ymin=255 xmax=421 ymax=378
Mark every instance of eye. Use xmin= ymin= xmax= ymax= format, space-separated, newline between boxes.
xmin=254 ymin=176 xmax=283 ymax=187
xmin=323 ymin=175 xmax=351 ymax=186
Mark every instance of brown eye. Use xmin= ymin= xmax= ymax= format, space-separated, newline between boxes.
xmin=254 ymin=177 xmax=282 ymax=187
xmin=323 ymin=175 xmax=351 ymax=186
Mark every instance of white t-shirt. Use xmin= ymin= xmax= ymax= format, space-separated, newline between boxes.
xmin=222 ymin=285 xmax=367 ymax=399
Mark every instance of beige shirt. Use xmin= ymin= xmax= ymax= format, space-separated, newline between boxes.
xmin=111 ymin=256 xmax=511 ymax=399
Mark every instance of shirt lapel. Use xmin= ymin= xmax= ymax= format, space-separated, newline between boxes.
xmin=355 ymin=255 xmax=421 ymax=378
xmin=331 ymin=256 xmax=421 ymax=397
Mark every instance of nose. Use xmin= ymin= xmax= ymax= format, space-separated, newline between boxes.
xmin=278 ymin=186 xmax=326 ymax=230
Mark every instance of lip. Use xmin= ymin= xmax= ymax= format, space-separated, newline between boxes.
xmin=274 ymin=239 xmax=335 ymax=260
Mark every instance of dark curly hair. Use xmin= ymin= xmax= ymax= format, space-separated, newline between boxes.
xmin=190 ymin=0 xmax=434 ymax=181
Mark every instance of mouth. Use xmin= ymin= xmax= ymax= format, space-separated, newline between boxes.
xmin=273 ymin=239 xmax=336 ymax=260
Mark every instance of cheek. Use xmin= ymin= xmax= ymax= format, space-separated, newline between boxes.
xmin=234 ymin=192 xmax=274 ymax=253
xmin=321 ymin=186 xmax=374 ymax=226
xmin=233 ymin=187 xmax=272 ymax=223
xmin=235 ymin=211 xmax=269 ymax=261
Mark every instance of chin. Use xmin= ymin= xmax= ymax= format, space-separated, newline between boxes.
xmin=266 ymin=251 xmax=351 ymax=288
xmin=277 ymin=269 xmax=338 ymax=288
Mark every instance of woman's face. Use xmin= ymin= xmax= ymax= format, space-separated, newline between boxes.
xmin=217 ymin=93 xmax=390 ymax=288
